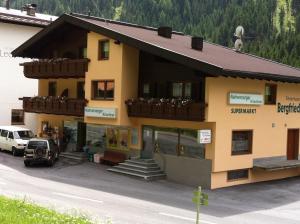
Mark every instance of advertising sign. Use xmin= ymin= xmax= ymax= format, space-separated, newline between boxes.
xmin=229 ymin=93 xmax=264 ymax=105
xmin=84 ymin=107 xmax=117 ymax=119
xmin=197 ymin=129 xmax=212 ymax=144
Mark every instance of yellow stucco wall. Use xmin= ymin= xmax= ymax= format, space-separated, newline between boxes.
xmin=206 ymin=77 xmax=300 ymax=188
xmin=84 ymin=32 xmax=124 ymax=126
xmin=39 ymin=78 xmax=84 ymax=98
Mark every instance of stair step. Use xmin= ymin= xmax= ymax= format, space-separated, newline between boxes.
xmin=107 ymin=168 xmax=166 ymax=180
xmin=119 ymin=163 xmax=160 ymax=170
xmin=130 ymin=158 xmax=156 ymax=163
xmin=60 ymin=153 xmax=87 ymax=161
xmin=115 ymin=165 xmax=163 ymax=174
xmin=125 ymin=160 xmax=158 ymax=167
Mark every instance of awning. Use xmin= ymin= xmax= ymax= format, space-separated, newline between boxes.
xmin=253 ymin=156 xmax=300 ymax=171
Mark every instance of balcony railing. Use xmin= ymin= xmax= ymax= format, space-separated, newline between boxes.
xmin=21 ymin=58 xmax=90 ymax=79
xmin=125 ymin=98 xmax=206 ymax=121
xmin=21 ymin=97 xmax=87 ymax=117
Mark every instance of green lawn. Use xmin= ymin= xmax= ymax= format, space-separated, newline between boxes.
xmin=0 ymin=196 xmax=93 ymax=224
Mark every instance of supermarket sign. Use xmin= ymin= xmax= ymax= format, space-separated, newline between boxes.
xmin=85 ymin=107 xmax=117 ymax=119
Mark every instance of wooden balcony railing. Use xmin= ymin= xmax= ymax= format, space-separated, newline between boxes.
xmin=125 ymin=98 xmax=206 ymax=121
xmin=21 ymin=58 xmax=90 ymax=79
xmin=21 ymin=97 xmax=87 ymax=117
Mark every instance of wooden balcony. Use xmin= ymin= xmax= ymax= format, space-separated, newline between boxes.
xmin=21 ymin=58 xmax=90 ymax=79
xmin=22 ymin=97 xmax=87 ymax=117
xmin=125 ymin=98 xmax=206 ymax=121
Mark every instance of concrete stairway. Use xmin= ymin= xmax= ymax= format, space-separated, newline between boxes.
xmin=60 ymin=152 xmax=88 ymax=162
xmin=107 ymin=158 xmax=166 ymax=180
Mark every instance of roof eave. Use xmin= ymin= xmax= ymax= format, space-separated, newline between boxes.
xmin=223 ymin=69 xmax=300 ymax=83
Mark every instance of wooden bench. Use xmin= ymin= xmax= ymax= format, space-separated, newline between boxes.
xmin=100 ymin=150 xmax=127 ymax=165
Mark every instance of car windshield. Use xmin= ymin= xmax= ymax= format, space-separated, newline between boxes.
xmin=14 ymin=131 xmax=34 ymax=140
xmin=27 ymin=141 xmax=47 ymax=149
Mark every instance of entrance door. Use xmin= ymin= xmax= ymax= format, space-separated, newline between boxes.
xmin=287 ymin=129 xmax=299 ymax=160
xmin=141 ymin=126 xmax=155 ymax=159
xmin=77 ymin=122 xmax=86 ymax=151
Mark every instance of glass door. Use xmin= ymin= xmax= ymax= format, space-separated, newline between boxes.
xmin=142 ymin=126 xmax=155 ymax=159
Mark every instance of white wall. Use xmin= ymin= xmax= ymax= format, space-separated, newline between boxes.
xmin=0 ymin=22 xmax=41 ymax=134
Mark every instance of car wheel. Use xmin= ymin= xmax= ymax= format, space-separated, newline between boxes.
xmin=24 ymin=161 xmax=30 ymax=167
xmin=12 ymin=147 xmax=17 ymax=157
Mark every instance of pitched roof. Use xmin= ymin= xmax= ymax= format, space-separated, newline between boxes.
xmin=0 ymin=7 xmax=56 ymax=27
xmin=12 ymin=13 xmax=300 ymax=83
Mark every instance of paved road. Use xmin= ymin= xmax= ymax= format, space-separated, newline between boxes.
xmin=0 ymin=152 xmax=300 ymax=224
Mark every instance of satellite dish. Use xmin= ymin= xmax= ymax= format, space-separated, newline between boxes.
xmin=234 ymin=39 xmax=243 ymax=52
xmin=234 ymin=26 xmax=245 ymax=39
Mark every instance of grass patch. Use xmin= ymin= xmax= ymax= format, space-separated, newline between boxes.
xmin=0 ymin=196 xmax=93 ymax=224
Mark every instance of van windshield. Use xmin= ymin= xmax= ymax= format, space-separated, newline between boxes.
xmin=14 ymin=131 xmax=34 ymax=140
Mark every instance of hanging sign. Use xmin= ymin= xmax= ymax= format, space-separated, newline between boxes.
xmin=229 ymin=93 xmax=264 ymax=105
xmin=84 ymin=107 xmax=117 ymax=119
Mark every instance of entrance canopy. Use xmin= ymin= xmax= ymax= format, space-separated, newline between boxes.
xmin=253 ymin=156 xmax=300 ymax=171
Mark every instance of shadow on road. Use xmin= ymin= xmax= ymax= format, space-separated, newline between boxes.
xmin=1 ymin=151 xmax=300 ymax=218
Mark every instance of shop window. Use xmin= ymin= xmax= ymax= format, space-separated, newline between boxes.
xmin=180 ymin=129 xmax=205 ymax=158
xmin=48 ymin=81 xmax=57 ymax=97
xmin=265 ymin=84 xmax=277 ymax=105
xmin=77 ymin=81 xmax=85 ymax=99
xmin=227 ymin=169 xmax=249 ymax=181
xmin=232 ymin=130 xmax=253 ymax=155
xmin=98 ymin=40 xmax=109 ymax=60
xmin=155 ymin=128 xmax=179 ymax=155
xmin=92 ymin=80 xmax=114 ymax=100
xmin=11 ymin=109 xmax=24 ymax=125
xmin=86 ymin=124 xmax=107 ymax=153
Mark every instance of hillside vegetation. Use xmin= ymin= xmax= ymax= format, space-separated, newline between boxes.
xmin=8 ymin=0 xmax=300 ymax=68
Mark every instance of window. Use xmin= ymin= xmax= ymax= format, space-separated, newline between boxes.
xmin=11 ymin=109 xmax=24 ymax=125
xmin=1 ymin=130 xmax=8 ymax=138
xmin=184 ymin=82 xmax=192 ymax=98
xmin=79 ymin=47 xmax=87 ymax=59
xmin=232 ymin=130 xmax=253 ymax=155
xmin=265 ymin=84 xmax=277 ymax=105
xmin=8 ymin=132 xmax=14 ymax=139
xmin=48 ymin=81 xmax=57 ymax=97
xmin=92 ymin=80 xmax=114 ymax=100
xmin=171 ymin=82 xmax=192 ymax=98
xmin=77 ymin=81 xmax=85 ymax=99
xmin=227 ymin=169 xmax=249 ymax=181
xmin=143 ymin=83 xmax=150 ymax=95
xmin=172 ymin=83 xmax=183 ymax=98
xmin=98 ymin=40 xmax=109 ymax=60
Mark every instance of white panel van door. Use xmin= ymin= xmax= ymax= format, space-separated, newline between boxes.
xmin=0 ymin=130 xmax=9 ymax=150
xmin=7 ymin=132 xmax=14 ymax=152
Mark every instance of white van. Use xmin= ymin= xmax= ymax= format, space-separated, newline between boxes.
xmin=0 ymin=126 xmax=34 ymax=156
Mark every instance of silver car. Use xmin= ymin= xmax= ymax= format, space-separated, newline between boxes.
xmin=24 ymin=138 xmax=59 ymax=167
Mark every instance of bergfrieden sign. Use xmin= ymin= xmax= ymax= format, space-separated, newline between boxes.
xmin=278 ymin=103 xmax=300 ymax=115
xmin=85 ymin=107 xmax=117 ymax=118
xmin=229 ymin=93 xmax=264 ymax=105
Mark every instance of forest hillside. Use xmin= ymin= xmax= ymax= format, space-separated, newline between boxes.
xmin=6 ymin=0 xmax=300 ymax=68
